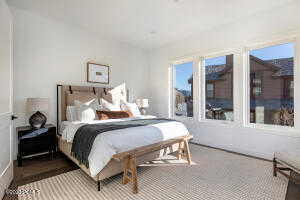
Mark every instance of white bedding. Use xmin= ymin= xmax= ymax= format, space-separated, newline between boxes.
xmin=61 ymin=116 xmax=190 ymax=177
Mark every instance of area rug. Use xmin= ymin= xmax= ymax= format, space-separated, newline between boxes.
xmin=18 ymin=145 xmax=288 ymax=200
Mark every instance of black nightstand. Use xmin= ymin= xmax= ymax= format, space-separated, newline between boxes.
xmin=17 ymin=124 xmax=57 ymax=167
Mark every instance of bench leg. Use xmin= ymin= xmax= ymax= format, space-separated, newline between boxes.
xmin=184 ymin=140 xmax=192 ymax=165
xmin=273 ymin=158 xmax=277 ymax=177
xmin=177 ymin=141 xmax=184 ymax=160
xmin=122 ymin=156 xmax=138 ymax=194
xmin=131 ymin=158 xmax=138 ymax=194
xmin=122 ymin=156 xmax=130 ymax=185
xmin=97 ymin=180 xmax=101 ymax=191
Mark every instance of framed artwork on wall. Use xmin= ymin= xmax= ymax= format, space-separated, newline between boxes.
xmin=87 ymin=62 xmax=110 ymax=84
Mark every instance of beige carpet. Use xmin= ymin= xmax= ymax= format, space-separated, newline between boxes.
xmin=18 ymin=145 xmax=288 ymax=200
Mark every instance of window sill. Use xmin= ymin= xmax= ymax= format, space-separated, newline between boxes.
xmin=198 ymin=119 xmax=237 ymax=126
xmin=244 ymin=123 xmax=300 ymax=138
xmin=174 ymin=116 xmax=238 ymax=126
xmin=172 ymin=116 xmax=300 ymax=138
xmin=173 ymin=116 xmax=195 ymax=121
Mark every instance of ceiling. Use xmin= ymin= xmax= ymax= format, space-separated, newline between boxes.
xmin=7 ymin=0 xmax=295 ymax=49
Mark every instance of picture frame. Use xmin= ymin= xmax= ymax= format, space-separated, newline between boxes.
xmin=87 ymin=62 xmax=110 ymax=84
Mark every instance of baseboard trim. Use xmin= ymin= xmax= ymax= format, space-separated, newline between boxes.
xmin=190 ymin=142 xmax=272 ymax=162
xmin=0 ymin=162 xmax=13 ymax=199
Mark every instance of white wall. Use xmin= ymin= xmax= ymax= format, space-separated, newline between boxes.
xmin=0 ymin=0 xmax=12 ymax=114
xmin=11 ymin=8 xmax=150 ymax=158
xmin=148 ymin=1 xmax=300 ymax=159
xmin=0 ymin=0 xmax=13 ymax=198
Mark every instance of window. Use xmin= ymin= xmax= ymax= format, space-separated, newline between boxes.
xmin=251 ymin=72 xmax=263 ymax=97
xmin=284 ymin=79 xmax=294 ymax=99
xmin=204 ymin=54 xmax=234 ymax=121
xmin=249 ymin=42 xmax=294 ymax=127
xmin=289 ymin=80 xmax=294 ymax=98
xmin=174 ymin=62 xmax=193 ymax=117
xmin=206 ymin=83 xmax=214 ymax=98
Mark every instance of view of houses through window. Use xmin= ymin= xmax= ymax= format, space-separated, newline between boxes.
xmin=174 ymin=62 xmax=193 ymax=117
xmin=172 ymin=42 xmax=295 ymax=128
xmin=249 ymin=43 xmax=294 ymax=127
xmin=204 ymin=54 xmax=234 ymax=121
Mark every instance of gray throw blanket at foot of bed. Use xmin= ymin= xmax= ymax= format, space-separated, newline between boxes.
xmin=71 ymin=118 xmax=176 ymax=168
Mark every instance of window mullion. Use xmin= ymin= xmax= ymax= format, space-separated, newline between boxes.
xmin=193 ymin=57 xmax=201 ymax=121
xmin=233 ymin=51 xmax=243 ymax=125
xmin=169 ymin=63 xmax=175 ymax=118
xmin=199 ymin=57 xmax=206 ymax=121
xmin=243 ymin=48 xmax=251 ymax=126
xmin=294 ymin=37 xmax=300 ymax=129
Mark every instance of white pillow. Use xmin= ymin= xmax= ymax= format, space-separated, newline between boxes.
xmin=66 ymin=106 xmax=77 ymax=121
xmin=74 ymin=99 xmax=100 ymax=121
xmin=76 ymin=104 xmax=96 ymax=122
xmin=74 ymin=99 xmax=101 ymax=111
xmin=101 ymin=98 xmax=121 ymax=111
xmin=121 ymin=101 xmax=141 ymax=117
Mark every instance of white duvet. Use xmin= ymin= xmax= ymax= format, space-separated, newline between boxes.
xmin=61 ymin=116 xmax=190 ymax=177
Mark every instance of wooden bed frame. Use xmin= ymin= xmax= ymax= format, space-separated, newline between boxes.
xmin=56 ymin=84 xmax=193 ymax=194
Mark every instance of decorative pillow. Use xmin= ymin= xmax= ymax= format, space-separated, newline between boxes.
xmin=76 ymin=104 xmax=96 ymax=122
xmin=96 ymin=110 xmax=133 ymax=120
xmin=120 ymin=101 xmax=141 ymax=117
xmin=100 ymin=98 xmax=121 ymax=111
xmin=66 ymin=106 xmax=77 ymax=121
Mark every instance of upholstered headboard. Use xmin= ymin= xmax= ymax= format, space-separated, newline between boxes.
xmin=57 ymin=84 xmax=128 ymax=133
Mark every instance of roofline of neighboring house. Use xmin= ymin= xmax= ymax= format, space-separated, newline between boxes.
xmin=249 ymin=55 xmax=281 ymax=71
xmin=187 ymin=55 xmax=283 ymax=83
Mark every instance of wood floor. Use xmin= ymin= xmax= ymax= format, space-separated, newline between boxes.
xmin=2 ymin=150 xmax=300 ymax=200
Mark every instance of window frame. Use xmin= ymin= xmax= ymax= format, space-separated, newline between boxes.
xmin=200 ymin=51 xmax=236 ymax=124
xmin=244 ymin=38 xmax=297 ymax=131
xmin=168 ymin=37 xmax=300 ymax=136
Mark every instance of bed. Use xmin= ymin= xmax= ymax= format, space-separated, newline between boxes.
xmin=56 ymin=84 xmax=192 ymax=193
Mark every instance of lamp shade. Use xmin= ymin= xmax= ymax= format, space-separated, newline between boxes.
xmin=136 ymin=99 xmax=149 ymax=108
xmin=26 ymin=98 xmax=49 ymax=113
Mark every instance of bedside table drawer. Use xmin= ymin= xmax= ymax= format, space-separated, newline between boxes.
xmin=21 ymin=143 xmax=49 ymax=156
xmin=21 ymin=137 xmax=55 ymax=156
xmin=17 ymin=124 xmax=57 ymax=166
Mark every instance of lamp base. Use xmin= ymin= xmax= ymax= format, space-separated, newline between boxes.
xmin=29 ymin=111 xmax=47 ymax=129
xmin=140 ymin=108 xmax=146 ymax=115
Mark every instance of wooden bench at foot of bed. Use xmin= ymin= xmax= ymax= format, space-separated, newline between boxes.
xmin=112 ymin=135 xmax=193 ymax=194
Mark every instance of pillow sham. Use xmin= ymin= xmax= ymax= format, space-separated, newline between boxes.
xmin=120 ymin=101 xmax=141 ymax=117
xmin=76 ymin=104 xmax=97 ymax=122
xmin=100 ymin=98 xmax=121 ymax=111
xmin=66 ymin=106 xmax=77 ymax=121
xmin=74 ymin=99 xmax=101 ymax=111
xmin=96 ymin=110 xmax=133 ymax=120
xmin=74 ymin=99 xmax=100 ymax=121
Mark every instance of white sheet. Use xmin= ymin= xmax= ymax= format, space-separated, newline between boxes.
xmin=61 ymin=116 xmax=190 ymax=177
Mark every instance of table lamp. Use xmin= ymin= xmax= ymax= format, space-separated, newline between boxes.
xmin=136 ymin=99 xmax=149 ymax=115
xmin=27 ymin=98 xmax=49 ymax=129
